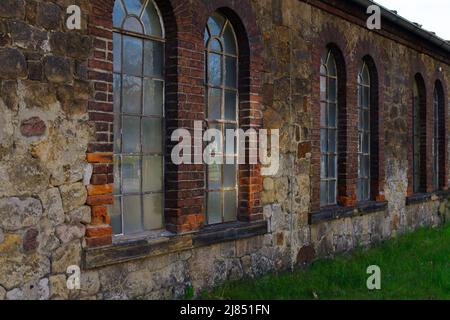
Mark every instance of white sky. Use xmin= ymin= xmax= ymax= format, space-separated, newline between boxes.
xmin=374 ymin=0 xmax=450 ymax=40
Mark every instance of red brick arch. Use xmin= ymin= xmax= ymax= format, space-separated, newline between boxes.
xmin=433 ymin=70 xmax=449 ymax=191
xmin=406 ymin=58 xmax=433 ymax=196
xmin=352 ymin=40 xmax=386 ymax=201
xmin=190 ymin=0 xmax=265 ymax=222
xmin=311 ymin=24 xmax=354 ymax=211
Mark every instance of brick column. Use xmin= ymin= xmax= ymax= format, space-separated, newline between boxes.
xmin=85 ymin=0 xmax=115 ymax=247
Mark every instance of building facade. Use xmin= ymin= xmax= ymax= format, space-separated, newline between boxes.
xmin=0 ymin=0 xmax=449 ymax=299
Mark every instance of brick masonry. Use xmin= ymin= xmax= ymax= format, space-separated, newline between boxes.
xmin=0 ymin=0 xmax=449 ymax=300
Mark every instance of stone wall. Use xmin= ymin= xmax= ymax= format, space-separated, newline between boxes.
xmin=0 ymin=0 xmax=449 ymax=300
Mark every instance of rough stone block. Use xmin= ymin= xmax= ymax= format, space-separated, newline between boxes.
xmin=0 ymin=48 xmax=27 ymax=79
xmin=44 ymin=56 xmax=72 ymax=83
xmin=0 ymin=197 xmax=43 ymax=231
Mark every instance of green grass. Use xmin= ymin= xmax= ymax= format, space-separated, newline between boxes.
xmin=201 ymin=224 xmax=450 ymax=300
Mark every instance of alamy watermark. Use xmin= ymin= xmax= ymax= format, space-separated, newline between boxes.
xmin=366 ymin=265 xmax=381 ymax=290
xmin=171 ymin=121 xmax=280 ymax=176
xmin=366 ymin=5 xmax=381 ymax=30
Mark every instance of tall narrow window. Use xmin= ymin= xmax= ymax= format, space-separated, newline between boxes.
xmin=111 ymin=0 xmax=165 ymax=235
xmin=412 ymin=76 xmax=426 ymax=193
xmin=204 ymin=12 xmax=239 ymax=224
xmin=320 ymin=50 xmax=338 ymax=206
xmin=433 ymin=83 xmax=444 ymax=190
xmin=357 ymin=62 xmax=370 ymax=201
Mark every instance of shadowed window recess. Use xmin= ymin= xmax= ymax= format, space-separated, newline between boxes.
xmin=412 ymin=74 xmax=427 ymax=194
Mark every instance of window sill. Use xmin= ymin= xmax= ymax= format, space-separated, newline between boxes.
xmin=310 ymin=200 xmax=388 ymax=225
xmin=406 ymin=190 xmax=450 ymax=206
xmin=83 ymin=220 xmax=268 ymax=269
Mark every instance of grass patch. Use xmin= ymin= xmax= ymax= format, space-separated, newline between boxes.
xmin=202 ymin=224 xmax=450 ymax=300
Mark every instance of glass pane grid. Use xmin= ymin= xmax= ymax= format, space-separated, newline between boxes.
xmin=357 ymin=64 xmax=371 ymax=202
xmin=112 ymin=2 xmax=165 ymax=235
xmin=320 ymin=50 xmax=338 ymax=207
xmin=205 ymin=13 xmax=239 ymax=224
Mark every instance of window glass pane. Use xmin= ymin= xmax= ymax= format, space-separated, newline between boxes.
xmin=320 ymin=181 xmax=327 ymax=206
xmin=113 ymin=156 xmax=121 ymax=194
xmin=328 ymin=103 xmax=337 ymax=128
xmin=209 ymin=39 xmax=222 ymax=52
xmin=224 ymin=191 xmax=237 ymax=222
xmin=362 ymin=133 xmax=369 ymax=153
xmin=363 ymin=110 xmax=369 ymax=131
xmin=207 ymin=13 xmax=225 ymax=37
xmin=113 ymin=33 xmax=122 ymax=73
xmin=364 ymin=156 xmax=370 ymax=177
xmin=122 ymin=195 xmax=142 ymax=234
xmin=143 ymin=193 xmax=163 ymax=230
xmin=123 ymin=36 xmax=143 ymax=76
xmin=320 ymin=76 xmax=326 ymax=101
xmin=122 ymin=116 xmax=141 ymax=153
xmin=110 ymin=197 xmax=122 ymax=234
xmin=208 ymin=88 xmax=222 ymax=120
xmin=208 ymin=53 xmax=222 ymax=86
xmin=208 ymin=163 xmax=222 ymax=190
xmin=113 ymin=1 xmax=126 ymax=28
xmin=321 ymin=155 xmax=328 ymax=178
xmin=225 ymin=124 xmax=237 ymax=155
xmin=222 ymin=24 xmax=237 ymax=55
xmin=143 ymin=79 xmax=163 ymax=116
xmin=328 ymin=129 xmax=336 ymax=153
xmin=224 ymin=164 xmax=236 ymax=188
xmin=207 ymin=192 xmax=222 ymax=225
xmin=225 ymin=57 xmax=237 ymax=88
xmin=328 ymin=180 xmax=336 ymax=204
xmin=124 ymin=0 xmax=144 ymax=15
xmin=320 ymin=102 xmax=326 ymax=126
xmin=328 ymin=155 xmax=336 ymax=178
xmin=362 ymin=86 xmax=369 ymax=108
xmin=328 ymin=78 xmax=336 ymax=102
xmin=122 ymin=75 xmax=142 ymax=114
xmin=144 ymin=40 xmax=164 ymax=77
xmin=122 ymin=156 xmax=141 ymax=193
xmin=361 ymin=65 xmax=370 ymax=85
xmin=224 ymin=90 xmax=236 ymax=121
xmin=320 ymin=129 xmax=327 ymax=153
xmin=142 ymin=156 xmax=162 ymax=192
xmin=123 ymin=16 xmax=143 ymax=33
xmin=142 ymin=1 xmax=163 ymax=37
xmin=327 ymin=54 xmax=337 ymax=76
xmin=113 ymin=74 xmax=121 ymax=113
xmin=142 ymin=118 xmax=162 ymax=154
xmin=207 ymin=123 xmax=223 ymax=157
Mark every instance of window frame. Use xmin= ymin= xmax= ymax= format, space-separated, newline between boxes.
xmin=111 ymin=0 xmax=166 ymax=236
xmin=319 ymin=49 xmax=339 ymax=207
xmin=204 ymin=12 xmax=240 ymax=225
xmin=357 ymin=62 xmax=371 ymax=202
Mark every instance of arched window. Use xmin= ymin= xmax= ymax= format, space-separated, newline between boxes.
xmin=111 ymin=0 xmax=165 ymax=235
xmin=412 ymin=75 xmax=426 ymax=193
xmin=320 ymin=50 xmax=338 ymax=206
xmin=357 ymin=62 xmax=370 ymax=201
xmin=433 ymin=81 xmax=445 ymax=190
xmin=204 ymin=12 xmax=239 ymax=224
